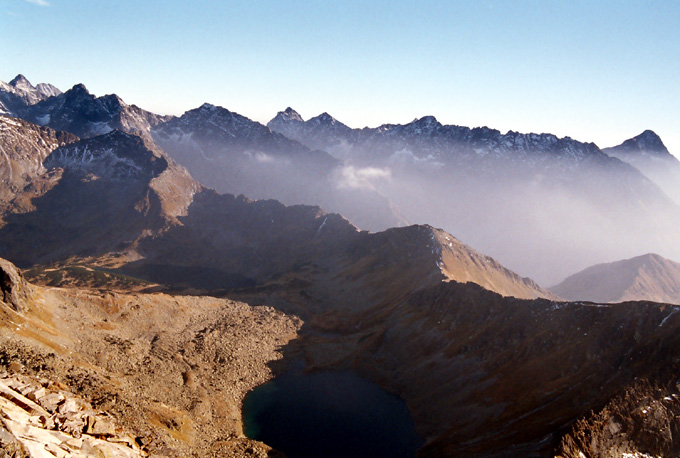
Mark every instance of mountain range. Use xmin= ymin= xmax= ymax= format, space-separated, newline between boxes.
xmin=268 ymin=107 xmax=680 ymax=285
xmin=4 ymin=75 xmax=680 ymax=285
xmin=2 ymin=73 xmax=680 ymax=457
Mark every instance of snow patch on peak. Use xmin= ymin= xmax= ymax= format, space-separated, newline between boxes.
xmin=199 ymin=103 xmax=217 ymax=111
xmin=282 ymin=107 xmax=304 ymax=122
xmin=269 ymin=107 xmax=304 ymax=126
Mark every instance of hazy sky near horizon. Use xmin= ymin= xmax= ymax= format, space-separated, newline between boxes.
xmin=3 ymin=0 xmax=679 ymax=156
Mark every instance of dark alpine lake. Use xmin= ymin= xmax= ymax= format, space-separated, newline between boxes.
xmin=242 ymin=370 xmax=423 ymax=458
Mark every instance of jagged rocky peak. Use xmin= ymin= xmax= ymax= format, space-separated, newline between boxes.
xmin=67 ymin=83 xmax=91 ymax=97
xmin=45 ymin=130 xmax=168 ymax=181
xmin=100 ymin=93 xmax=126 ymax=108
xmin=191 ymin=103 xmax=240 ymax=120
xmin=9 ymin=74 xmax=62 ymax=98
xmin=8 ymin=74 xmax=33 ymax=90
xmin=404 ymin=115 xmax=442 ymax=134
xmin=616 ymin=130 xmax=670 ymax=156
xmin=35 ymin=82 xmax=62 ymax=98
xmin=0 ymin=74 xmax=62 ymax=111
xmin=276 ymin=107 xmax=304 ymax=123
xmin=160 ymin=103 xmax=265 ymax=138
xmin=309 ymin=112 xmax=338 ymax=125
xmin=414 ymin=115 xmax=439 ymax=125
xmin=198 ymin=102 xmax=218 ymax=112
xmin=0 ymin=258 xmax=33 ymax=312
xmin=14 ymin=82 xmax=170 ymax=139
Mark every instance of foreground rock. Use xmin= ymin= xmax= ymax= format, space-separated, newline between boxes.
xmin=0 ymin=371 xmax=144 ymax=458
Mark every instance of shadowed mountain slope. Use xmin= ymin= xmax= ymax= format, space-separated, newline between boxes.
xmin=0 ymin=115 xmax=77 ymax=217
xmin=349 ymin=282 xmax=680 ymax=457
xmin=0 ymin=126 xmax=199 ymax=267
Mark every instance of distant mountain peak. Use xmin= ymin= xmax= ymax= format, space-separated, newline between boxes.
xmin=199 ymin=102 xmax=217 ymax=111
xmin=9 ymin=74 xmax=32 ymax=89
xmin=551 ymin=252 xmax=680 ymax=304
xmin=270 ymin=107 xmax=304 ymax=124
xmin=68 ymin=83 xmax=90 ymax=96
xmin=35 ymin=83 xmax=61 ymax=98
xmin=309 ymin=112 xmax=340 ymax=126
xmin=413 ymin=115 xmax=439 ymax=126
xmin=284 ymin=107 xmax=303 ymax=119
xmin=608 ymin=130 xmax=670 ymax=157
xmin=631 ymin=130 xmax=667 ymax=153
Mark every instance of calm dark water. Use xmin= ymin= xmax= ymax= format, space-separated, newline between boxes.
xmin=242 ymin=371 xmax=423 ymax=458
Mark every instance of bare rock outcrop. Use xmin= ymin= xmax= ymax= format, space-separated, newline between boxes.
xmin=0 ymin=259 xmax=32 ymax=313
xmin=0 ymin=371 xmax=145 ymax=458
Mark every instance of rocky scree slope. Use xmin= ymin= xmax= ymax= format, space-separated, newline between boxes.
xmin=551 ymin=253 xmax=680 ymax=305
xmin=0 ymin=370 xmax=146 ymax=458
xmin=556 ymin=377 xmax=680 ymax=458
xmin=0 ymin=257 xmax=298 ymax=457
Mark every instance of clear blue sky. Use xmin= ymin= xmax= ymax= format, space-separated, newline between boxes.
xmin=3 ymin=0 xmax=679 ymax=155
